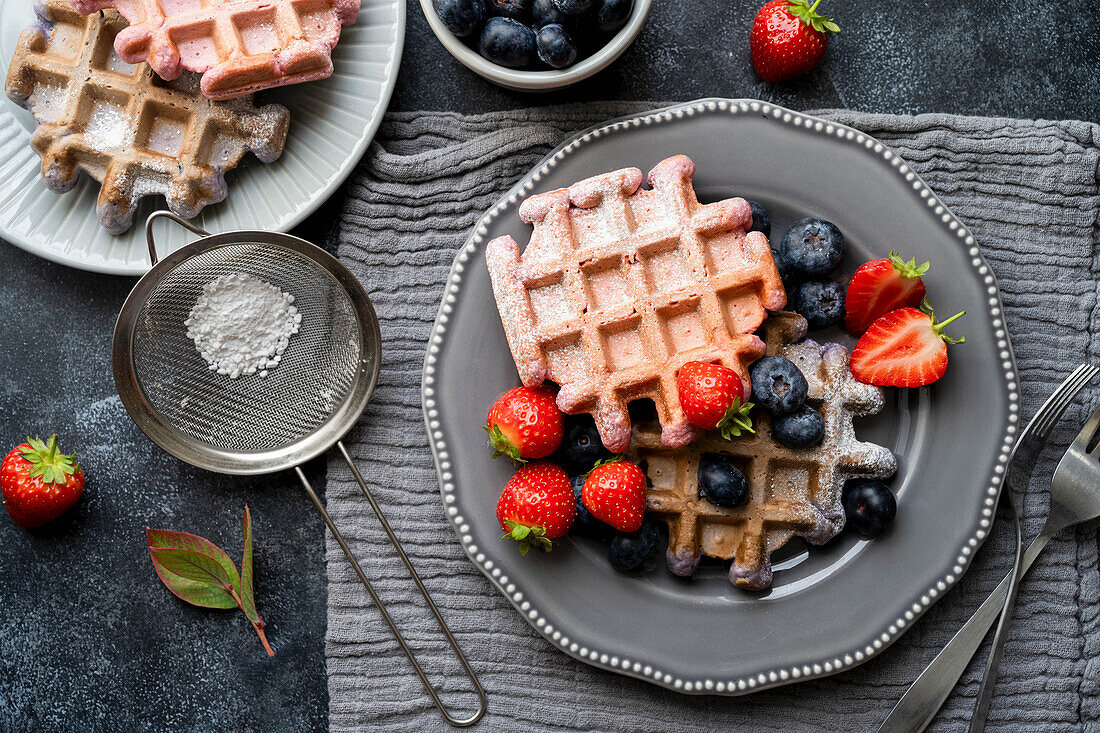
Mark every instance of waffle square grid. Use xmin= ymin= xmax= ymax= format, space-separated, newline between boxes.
xmin=486 ymin=155 xmax=787 ymax=453
xmin=5 ymin=0 xmax=289 ymax=233
xmin=631 ymin=312 xmax=898 ymax=590
xmin=71 ymin=0 xmax=360 ymax=100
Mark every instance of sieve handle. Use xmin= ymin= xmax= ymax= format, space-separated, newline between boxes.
xmin=144 ymin=211 xmax=210 ymax=266
xmin=295 ymin=442 xmax=487 ymax=727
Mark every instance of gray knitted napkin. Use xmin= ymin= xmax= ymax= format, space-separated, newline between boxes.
xmin=326 ymin=104 xmax=1100 ymax=731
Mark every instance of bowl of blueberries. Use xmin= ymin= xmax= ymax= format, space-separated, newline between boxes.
xmin=423 ymin=0 xmax=652 ymax=91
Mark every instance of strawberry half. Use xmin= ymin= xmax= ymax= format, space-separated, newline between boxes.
xmin=486 ymin=385 xmax=564 ymax=463
xmin=750 ymin=0 xmax=839 ymax=83
xmin=496 ymin=461 xmax=576 ymax=554
xmin=850 ymin=302 xmax=965 ymax=388
xmin=845 ymin=251 xmax=930 ymax=334
xmin=582 ymin=459 xmax=647 ymax=533
xmin=676 ymin=361 xmax=754 ymax=438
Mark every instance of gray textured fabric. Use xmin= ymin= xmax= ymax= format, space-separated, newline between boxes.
xmin=326 ymin=104 xmax=1100 ymax=732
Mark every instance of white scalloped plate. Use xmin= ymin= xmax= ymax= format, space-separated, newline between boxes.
xmin=0 ymin=0 xmax=404 ymax=275
xmin=423 ymin=99 xmax=1019 ymax=694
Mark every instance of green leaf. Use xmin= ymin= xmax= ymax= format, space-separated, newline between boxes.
xmin=238 ymin=506 xmax=259 ymax=624
xmin=149 ymin=547 xmax=240 ymax=589
xmin=147 ymin=528 xmax=241 ymax=590
xmin=146 ymin=517 xmax=274 ymax=657
xmin=150 ymin=570 xmax=238 ymax=610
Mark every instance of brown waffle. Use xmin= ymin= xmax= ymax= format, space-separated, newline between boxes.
xmin=630 ymin=312 xmax=897 ymax=590
xmin=486 ymin=155 xmax=787 ymax=454
xmin=5 ymin=0 xmax=289 ymax=234
xmin=71 ymin=0 xmax=360 ymax=100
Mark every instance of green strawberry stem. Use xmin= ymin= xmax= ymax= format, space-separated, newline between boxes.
xmin=485 ymin=425 xmax=525 ymax=464
xmin=788 ymin=0 xmax=840 ymax=33
xmin=921 ymin=298 xmax=966 ymax=344
xmin=718 ymin=398 xmax=755 ymax=440
xmin=229 ymin=586 xmax=274 ymax=656
xmin=19 ymin=435 xmax=79 ymax=485
xmin=888 ymin=250 xmax=931 ymax=278
xmin=501 ymin=520 xmax=552 ymax=555
xmin=933 ymin=310 xmax=966 ymax=344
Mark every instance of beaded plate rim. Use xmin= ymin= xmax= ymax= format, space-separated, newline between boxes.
xmin=421 ymin=98 xmax=1019 ymax=695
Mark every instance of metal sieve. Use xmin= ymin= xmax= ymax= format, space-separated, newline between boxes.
xmin=112 ymin=211 xmax=485 ymax=726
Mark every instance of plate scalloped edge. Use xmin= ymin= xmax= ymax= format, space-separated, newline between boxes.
xmin=420 ymin=98 xmax=1021 ymax=695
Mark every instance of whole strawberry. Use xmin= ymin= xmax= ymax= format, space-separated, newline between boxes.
xmin=750 ymin=0 xmax=839 ymax=83
xmin=496 ymin=461 xmax=575 ymax=554
xmin=486 ymin=385 xmax=564 ymax=462
xmin=582 ymin=459 xmax=647 ymax=533
xmin=845 ymin=251 xmax=930 ymax=334
xmin=850 ymin=302 xmax=965 ymax=388
xmin=1 ymin=435 xmax=85 ymax=528
xmin=677 ymin=361 xmax=754 ymax=438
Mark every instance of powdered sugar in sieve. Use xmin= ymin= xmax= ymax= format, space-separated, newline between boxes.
xmin=185 ymin=272 xmax=301 ymax=378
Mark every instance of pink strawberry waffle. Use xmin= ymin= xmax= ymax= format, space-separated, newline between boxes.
xmin=70 ymin=0 xmax=360 ymax=100
xmin=486 ymin=155 xmax=787 ymax=454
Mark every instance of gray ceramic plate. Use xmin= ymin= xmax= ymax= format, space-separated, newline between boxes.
xmin=423 ymin=99 xmax=1019 ymax=694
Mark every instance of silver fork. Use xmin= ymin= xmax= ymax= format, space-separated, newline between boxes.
xmin=879 ymin=364 xmax=1100 ymax=733
xmin=971 ymin=364 xmax=1100 ymax=731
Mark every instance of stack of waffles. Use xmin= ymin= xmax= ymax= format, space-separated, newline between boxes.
xmin=4 ymin=0 xmax=360 ymax=233
xmin=487 ymin=155 xmax=897 ymax=589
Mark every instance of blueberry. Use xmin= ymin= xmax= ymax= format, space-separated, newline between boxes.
xmin=748 ymin=200 xmax=771 ymax=238
xmin=533 ymin=0 xmax=570 ymax=26
xmin=778 ymin=217 xmax=846 ymax=278
xmin=749 ymin=356 xmax=808 ymax=415
xmin=551 ymin=0 xmax=596 ymax=14
xmin=608 ymin=518 xmax=659 ymax=571
xmin=772 ymin=406 xmax=825 ymax=449
xmin=842 ymin=479 xmax=897 ymax=537
xmin=571 ymin=475 xmax=614 ymax=541
xmin=697 ymin=453 xmax=749 ymax=508
xmin=487 ymin=0 xmax=532 ymax=20
xmin=771 ymin=246 xmax=801 ymax=291
xmin=793 ymin=279 xmax=845 ymax=330
xmin=536 ymin=23 xmax=577 ymax=67
xmin=478 ymin=17 xmax=537 ymax=67
xmin=594 ymin=0 xmax=632 ymax=33
xmin=553 ymin=414 xmax=611 ymax=475
xmin=433 ymin=0 xmax=486 ymax=36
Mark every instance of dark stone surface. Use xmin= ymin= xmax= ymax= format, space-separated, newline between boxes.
xmin=0 ymin=244 xmax=330 ymax=731
xmin=395 ymin=0 xmax=1100 ymax=120
xmin=0 ymin=0 xmax=1096 ymax=730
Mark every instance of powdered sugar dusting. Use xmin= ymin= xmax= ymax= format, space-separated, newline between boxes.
xmin=185 ymin=273 xmax=302 ymax=379
xmin=84 ymin=101 xmax=134 ymax=152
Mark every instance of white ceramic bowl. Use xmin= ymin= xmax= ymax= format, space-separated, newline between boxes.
xmin=419 ymin=0 xmax=652 ymax=91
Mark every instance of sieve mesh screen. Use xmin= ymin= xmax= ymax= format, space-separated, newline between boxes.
xmin=130 ymin=243 xmax=362 ymax=453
